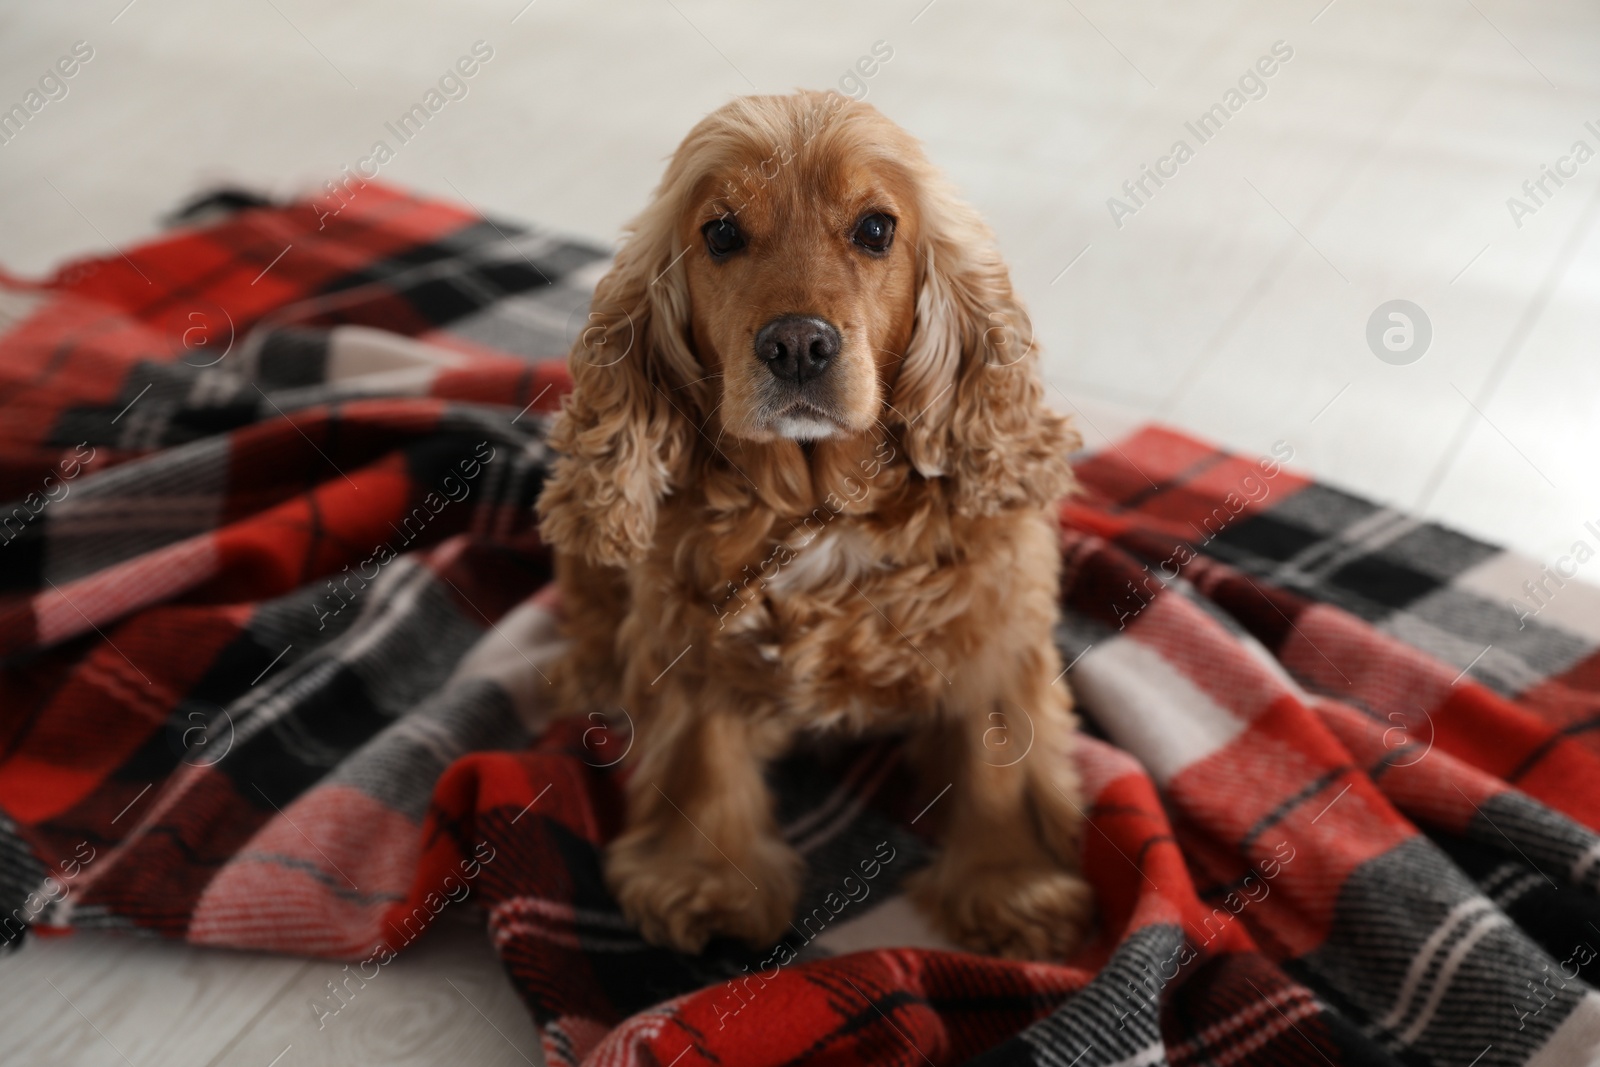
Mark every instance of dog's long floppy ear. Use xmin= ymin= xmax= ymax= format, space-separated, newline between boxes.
xmin=537 ymin=193 xmax=700 ymax=567
xmin=891 ymin=175 xmax=1080 ymax=516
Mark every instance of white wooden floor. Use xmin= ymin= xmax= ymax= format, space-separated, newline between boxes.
xmin=2 ymin=1 xmax=1599 ymax=1063
xmin=1 ymin=909 xmax=543 ymax=1067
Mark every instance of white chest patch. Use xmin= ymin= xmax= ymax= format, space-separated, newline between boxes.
xmin=765 ymin=523 xmax=878 ymax=597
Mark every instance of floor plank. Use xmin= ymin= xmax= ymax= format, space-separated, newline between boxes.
xmin=0 ymin=910 xmax=543 ymax=1067
xmin=1 ymin=929 xmax=310 ymax=1067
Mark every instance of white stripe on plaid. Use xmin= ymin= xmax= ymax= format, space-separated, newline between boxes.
xmin=1377 ymin=897 xmax=1494 ymax=1034
xmin=1097 ymin=1043 xmax=1166 ymax=1067
xmin=1571 ymin=839 xmax=1600 ymax=888
xmin=1490 ymin=871 xmax=1546 ymax=911
xmin=781 ymin=747 xmax=884 ymax=842
xmin=1272 ymin=507 xmax=1423 ymax=591
xmin=793 ymin=753 xmax=900 ymax=856
xmin=1396 ymin=908 xmax=1511 ymax=1044
xmin=1072 ymin=635 xmax=1245 ymax=785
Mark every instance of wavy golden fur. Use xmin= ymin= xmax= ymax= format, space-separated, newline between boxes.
xmin=537 ymin=91 xmax=1092 ymax=959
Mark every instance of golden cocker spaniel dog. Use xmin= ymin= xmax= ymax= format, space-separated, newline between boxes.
xmin=537 ymin=91 xmax=1091 ymax=960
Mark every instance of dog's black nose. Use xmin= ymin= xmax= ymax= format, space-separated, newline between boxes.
xmin=755 ymin=315 xmax=840 ymax=384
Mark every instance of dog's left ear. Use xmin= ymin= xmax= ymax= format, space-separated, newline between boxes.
xmin=537 ymin=194 xmax=700 ymax=567
xmin=892 ymin=185 xmax=1080 ymax=515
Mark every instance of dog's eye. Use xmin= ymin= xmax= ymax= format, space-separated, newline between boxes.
xmin=702 ymin=217 xmax=745 ymax=258
xmin=852 ymin=213 xmax=895 ymax=253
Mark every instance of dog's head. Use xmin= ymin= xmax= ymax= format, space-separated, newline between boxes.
xmin=675 ymin=96 xmax=918 ymax=445
xmin=539 ymin=91 xmax=1077 ymax=567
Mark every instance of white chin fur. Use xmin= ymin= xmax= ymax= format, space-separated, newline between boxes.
xmin=773 ymin=414 xmax=838 ymax=440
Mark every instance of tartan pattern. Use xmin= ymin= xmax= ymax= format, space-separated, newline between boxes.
xmin=2 ymin=184 xmax=1599 ymax=1066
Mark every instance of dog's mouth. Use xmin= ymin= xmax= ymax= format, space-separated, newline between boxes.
xmin=764 ymin=398 xmax=842 ymax=441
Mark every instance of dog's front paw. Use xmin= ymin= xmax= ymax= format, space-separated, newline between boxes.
xmin=605 ymin=832 xmax=800 ymax=954
xmin=910 ymin=858 xmax=1094 ymax=961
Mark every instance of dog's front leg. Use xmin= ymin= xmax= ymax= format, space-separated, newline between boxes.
xmin=909 ymin=648 xmax=1095 ymax=960
xmin=605 ymin=679 xmax=801 ymax=953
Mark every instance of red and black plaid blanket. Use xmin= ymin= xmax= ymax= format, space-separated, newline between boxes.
xmin=4 ymin=183 xmax=1600 ymax=1067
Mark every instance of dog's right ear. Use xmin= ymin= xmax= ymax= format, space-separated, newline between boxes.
xmin=537 ymin=200 xmax=698 ymax=568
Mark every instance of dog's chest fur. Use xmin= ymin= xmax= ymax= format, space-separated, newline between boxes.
xmin=763 ymin=523 xmax=876 ymax=598
xmin=717 ymin=522 xmax=877 ymax=635
xmin=708 ymin=516 xmax=967 ymax=732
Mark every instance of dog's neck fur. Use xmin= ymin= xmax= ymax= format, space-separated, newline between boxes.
xmin=708 ymin=425 xmax=909 ymax=523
